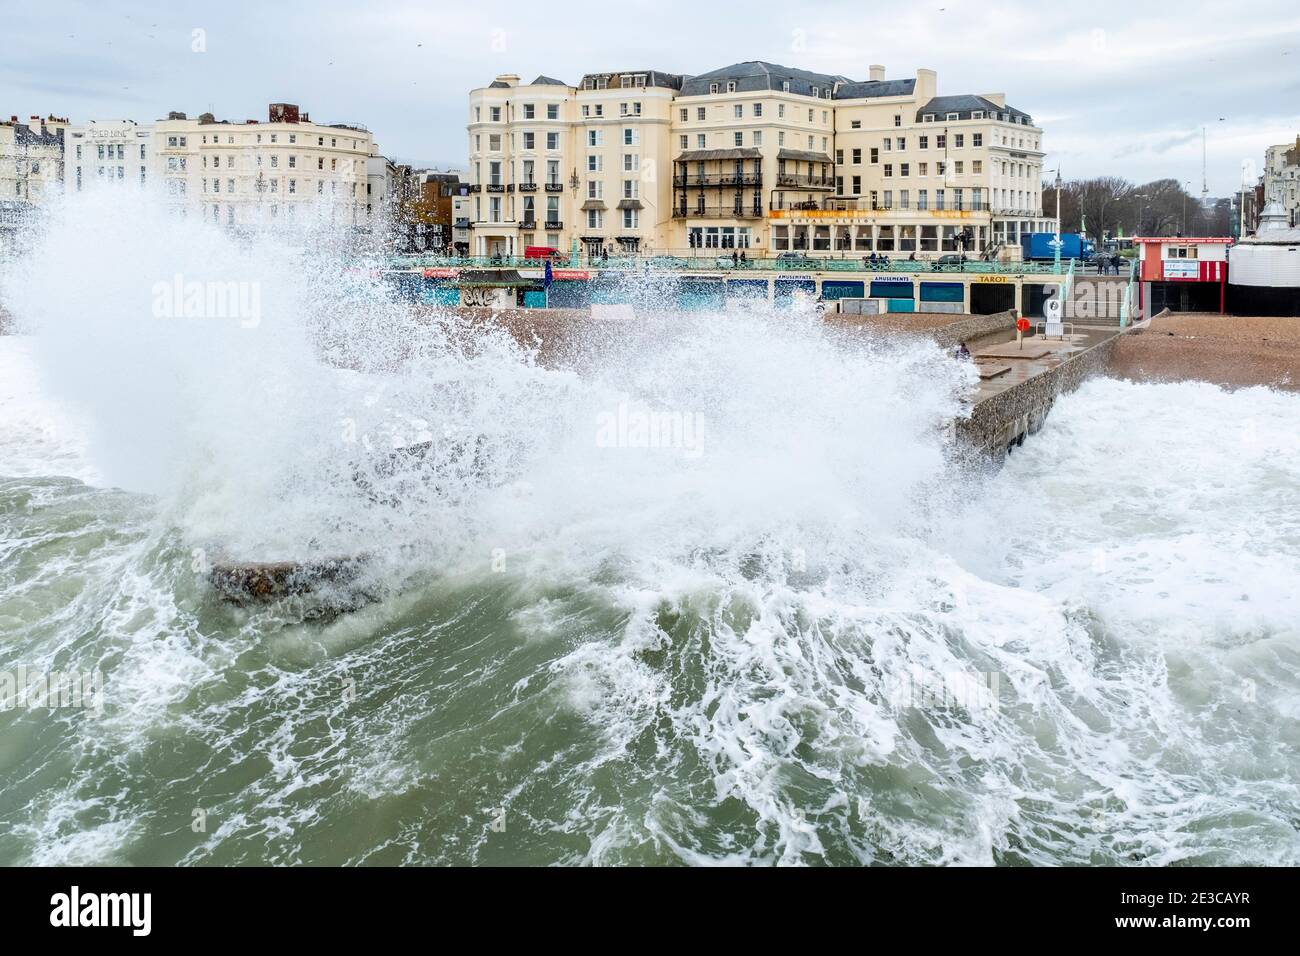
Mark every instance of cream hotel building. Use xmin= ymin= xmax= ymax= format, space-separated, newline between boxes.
xmin=466 ymin=61 xmax=1051 ymax=259
xmin=3 ymin=105 xmax=375 ymax=229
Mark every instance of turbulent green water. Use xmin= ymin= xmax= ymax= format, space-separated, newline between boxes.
xmin=2 ymin=192 xmax=1298 ymax=865
xmin=4 ymin=358 xmax=1299 ymax=865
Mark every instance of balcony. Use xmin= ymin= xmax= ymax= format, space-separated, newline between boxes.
xmin=775 ymin=175 xmax=835 ymax=190
xmin=544 ymin=220 xmax=563 ymax=229
xmin=672 ymin=174 xmax=763 ymax=188
xmin=781 ymin=199 xmax=993 ymax=215
xmin=454 ymin=218 xmax=470 ymax=229
xmin=467 ymin=184 xmax=481 ymax=193
xmin=544 ymin=182 xmax=564 ymax=193
xmin=486 ymin=183 xmax=505 ymax=193
xmin=672 ymin=204 xmax=764 ymax=220
xmin=520 ymin=219 xmax=536 ymax=230
xmin=518 ymin=182 xmax=538 ymax=192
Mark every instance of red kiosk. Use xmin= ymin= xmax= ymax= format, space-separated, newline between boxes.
xmin=1132 ymin=236 xmax=1233 ymax=314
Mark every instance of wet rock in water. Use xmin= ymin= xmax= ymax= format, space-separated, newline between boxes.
xmin=209 ymin=555 xmax=367 ymax=604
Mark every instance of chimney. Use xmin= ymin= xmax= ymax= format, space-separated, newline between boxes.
xmin=981 ymin=93 xmax=1006 ymax=108
xmin=869 ymin=64 xmax=886 ymax=81
xmin=915 ymin=69 xmax=937 ymax=102
xmin=495 ymin=74 xmax=520 ymax=88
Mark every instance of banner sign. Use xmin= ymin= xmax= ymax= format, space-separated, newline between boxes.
xmin=1162 ymin=260 xmax=1199 ymax=280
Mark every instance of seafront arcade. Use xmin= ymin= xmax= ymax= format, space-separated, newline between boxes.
xmin=384 ymin=254 xmax=1073 ymax=318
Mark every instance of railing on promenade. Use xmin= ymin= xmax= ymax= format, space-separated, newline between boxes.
xmin=391 ymin=252 xmax=1067 ymax=276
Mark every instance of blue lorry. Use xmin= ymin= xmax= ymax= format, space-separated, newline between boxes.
xmin=1020 ymin=232 xmax=1095 ymax=262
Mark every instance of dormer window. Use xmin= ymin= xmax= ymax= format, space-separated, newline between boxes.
xmin=972 ymin=111 xmax=984 ymax=119
xmin=923 ymin=114 xmax=935 ymax=122
xmin=710 ymin=83 xmax=719 ymax=94
xmin=947 ymin=112 xmax=959 ymax=121
xmin=812 ymin=86 xmax=819 ymax=97
xmin=782 ymin=81 xmax=790 ymax=93
xmin=726 ymin=81 xmax=736 ymax=93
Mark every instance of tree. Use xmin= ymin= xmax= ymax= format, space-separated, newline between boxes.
xmin=1075 ymin=177 xmax=1132 ymax=244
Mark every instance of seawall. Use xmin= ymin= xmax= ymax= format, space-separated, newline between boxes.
xmin=956 ymin=329 xmax=1129 ymax=459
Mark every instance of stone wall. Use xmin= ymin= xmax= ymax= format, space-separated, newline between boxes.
xmin=927 ymin=310 xmax=1017 ymax=351
xmin=957 ymin=327 xmax=1133 ymax=460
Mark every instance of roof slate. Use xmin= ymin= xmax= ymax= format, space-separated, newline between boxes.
xmin=679 ymin=61 xmax=847 ymax=98
xmin=916 ymin=94 xmax=1031 ymax=123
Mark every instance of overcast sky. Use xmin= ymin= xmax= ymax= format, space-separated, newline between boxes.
xmin=5 ymin=0 xmax=1298 ymax=195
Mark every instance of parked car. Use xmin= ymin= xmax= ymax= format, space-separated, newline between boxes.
xmin=935 ymin=254 xmax=969 ymax=270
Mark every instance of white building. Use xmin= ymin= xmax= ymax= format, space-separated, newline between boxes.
xmin=366 ymin=152 xmax=397 ymax=222
xmin=64 ymin=119 xmax=154 ymax=192
xmin=150 ymin=103 xmax=374 ymax=226
xmin=1263 ymin=137 xmax=1299 ymax=228
xmin=0 ymin=115 xmax=67 ymax=204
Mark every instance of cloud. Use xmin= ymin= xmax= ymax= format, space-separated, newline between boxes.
xmin=4 ymin=0 xmax=1299 ymax=194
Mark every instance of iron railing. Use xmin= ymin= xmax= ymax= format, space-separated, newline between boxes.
xmin=672 ymin=205 xmax=765 ymax=219
xmin=775 ymin=175 xmax=835 ymax=189
xmin=672 ymin=174 xmax=763 ymax=187
xmin=390 ymin=252 xmax=1069 ymax=275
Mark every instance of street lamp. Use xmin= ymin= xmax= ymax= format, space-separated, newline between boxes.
xmin=1132 ymin=193 xmax=1151 ymax=237
xmin=1052 ymin=166 xmax=1063 ymax=274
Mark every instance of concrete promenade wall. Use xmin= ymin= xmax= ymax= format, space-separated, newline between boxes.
xmin=927 ymin=310 xmax=1017 ymax=350
xmin=957 ymin=326 xmax=1137 ymax=458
